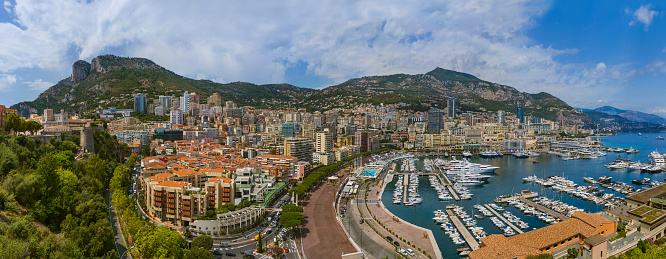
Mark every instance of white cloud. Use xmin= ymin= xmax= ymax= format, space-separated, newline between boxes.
xmin=0 ymin=0 xmax=638 ymax=109
xmin=0 ymin=74 xmax=17 ymax=91
xmin=596 ymin=62 xmax=606 ymax=71
xmin=629 ymin=5 xmax=659 ymax=31
xmin=3 ymin=1 xmax=11 ymax=14
xmin=25 ymin=79 xmax=52 ymax=91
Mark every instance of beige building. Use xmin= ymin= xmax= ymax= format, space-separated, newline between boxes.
xmin=284 ymin=137 xmax=313 ymax=162
xmin=315 ymin=131 xmax=334 ymax=154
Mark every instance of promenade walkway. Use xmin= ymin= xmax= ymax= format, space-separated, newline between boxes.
xmin=519 ymin=197 xmax=569 ymax=221
xmin=483 ymin=204 xmax=524 ymax=234
xmin=302 ymin=179 xmax=357 ymax=258
xmin=446 ymin=210 xmax=480 ymax=251
xmin=368 ymin=179 xmax=442 ymax=258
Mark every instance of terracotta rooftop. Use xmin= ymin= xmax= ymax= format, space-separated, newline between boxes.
xmin=508 ymin=218 xmax=595 ymax=249
xmin=157 ymin=180 xmax=188 ymax=188
xmin=208 ymin=177 xmax=232 ymax=183
xmin=571 ymin=211 xmax=613 ymax=228
xmin=469 ymin=234 xmax=541 ymax=259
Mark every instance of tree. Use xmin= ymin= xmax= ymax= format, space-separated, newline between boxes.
xmin=25 ymin=120 xmax=43 ymax=135
xmin=5 ymin=113 xmax=24 ymax=134
xmin=281 ymin=204 xmax=303 ymax=213
xmin=185 ymin=248 xmax=213 ymax=259
xmin=567 ymin=248 xmax=579 ymax=259
xmin=142 ymin=144 xmax=151 ymax=157
xmin=638 ymin=239 xmax=651 ymax=253
xmin=192 ymin=235 xmax=213 ymax=250
xmin=256 ymin=232 xmax=264 ymax=253
xmin=526 ymin=254 xmax=553 ymax=259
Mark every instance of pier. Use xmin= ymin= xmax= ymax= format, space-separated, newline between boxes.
xmin=519 ymin=197 xmax=570 ymax=221
xmin=403 ymin=174 xmax=409 ymax=204
xmin=446 ymin=209 xmax=480 ymax=250
xmin=483 ymin=204 xmax=524 ymax=234
xmin=430 ymin=159 xmax=460 ymax=200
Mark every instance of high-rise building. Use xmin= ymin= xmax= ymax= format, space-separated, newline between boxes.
xmin=170 ymin=109 xmax=183 ymax=125
xmin=207 ymin=93 xmax=222 ymax=107
xmin=225 ymin=101 xmax=236 ymax=109
xmin=447 ymin=97 xmax=456 ymax=118
xmin=180 ymin=91 xmax=190 ymax=112
xmin=355 ymin=131 xmax=370 ymax=152
xmin=159 ymin=95 xmax=172 ymax=111
xmin=516 ymin=107 xmax=524 ymax=124
xmin=189 ymin=92 xmax=200 ymax=106
xmin=282 ymin=122 xmax=295 ymax=138
xmin=497 ymin=110 xmax=505 ymax=124
xmin=427 ymin=110 xmax=445 ymax=133
xmin=315 ymin=131 xmax=334 ymax=154
xmin=284 ymin=137 xmax=314 ymax=162
xmin=134 ymin=94 xmax=147 ymax=113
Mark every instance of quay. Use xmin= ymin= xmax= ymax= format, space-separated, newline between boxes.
xmin=519 ymin=197 xmax=570 ymax=221
xmin=446 ymin=209 xmax=480 ymax=250
xmin=483 ymin=204 xmax=524 ymax=234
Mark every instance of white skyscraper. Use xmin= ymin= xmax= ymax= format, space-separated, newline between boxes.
xmin=170 ymin=109 xmax=183 ymax=125
xmin=180 ymin=91 xmax=190 ymax=112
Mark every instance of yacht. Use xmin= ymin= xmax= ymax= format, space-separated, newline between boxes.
xmin=462 ymin=151 xmax=473 ymax=157
xmin=523 ymin=175 xmax=538 ymax=182
xmin=657 ymin=136 xmax=664 ymax=140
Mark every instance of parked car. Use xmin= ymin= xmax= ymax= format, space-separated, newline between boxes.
xmin=212 ymin=249 xmax=223 ymax=255
xmin=386 ymin=236 xmax=393 ymax=242
xmin=220 ymin=242 xmax=231 ymax=247
xmin=394 ymin=241 xmax=400 ymax=246
xmin=225 ymin=251 xmax=236 ymax=257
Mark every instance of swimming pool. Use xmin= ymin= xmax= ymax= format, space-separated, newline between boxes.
xmin=360 ymin=169 xmax=378 ymax=177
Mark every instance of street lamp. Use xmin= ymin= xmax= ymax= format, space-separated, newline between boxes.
xmin=121 ymin=245 xmax=135 ymax=259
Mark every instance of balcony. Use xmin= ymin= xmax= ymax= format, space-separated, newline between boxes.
xmin=182 ymin=212 xmax=191 ymax=217
xmin=154 ymin=192 xmax=163 ymax=197
xmin=182 ymin=201 xmax=191 ymax=206
xmin=183 ymin=206 xmax=191 ymax=211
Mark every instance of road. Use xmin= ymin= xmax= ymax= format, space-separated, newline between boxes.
xmin=106 ymin=189 xmax=132 ymax=259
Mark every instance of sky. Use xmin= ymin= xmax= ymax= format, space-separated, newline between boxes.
xmin=0 ymin=0 xmax=665 ymax=117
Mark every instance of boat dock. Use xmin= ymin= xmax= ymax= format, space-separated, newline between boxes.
xmin=446 ymin=185 xmax=460 ymax=201
xmin=430 ymin=161 xmax=460 ymax=201
xmin=403 ymin=175 xmax=409 ymax=204
xmin=446 ymin=209 xmax=480 ymax=250
xmin=519 ymin=197 xmax=570 ymax=221
xmin=483 ymin=204 xmax=524 ymax=234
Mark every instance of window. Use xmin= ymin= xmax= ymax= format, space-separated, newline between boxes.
xmin=561 ymin=241 xmax=565 ymax=245
xmin=554 ymin=244 xmax=558 ymax=248
xmin=568 ymin=238 xmax=572 ymax=242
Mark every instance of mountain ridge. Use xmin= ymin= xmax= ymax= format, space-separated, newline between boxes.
xmin=578 ymin=106 xmax=666 ymax=125
xmin=13 ymin=55 xmax=584 ymax=123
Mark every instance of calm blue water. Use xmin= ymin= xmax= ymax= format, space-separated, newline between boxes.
xmin=382 ymin=133 xmax=666 ymax=258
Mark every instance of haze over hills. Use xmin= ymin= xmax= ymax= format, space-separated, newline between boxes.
xmin=579 ymin=106 xmax=666 ymax=125
xmin=13 ymin=55 xmax=585 ymax=123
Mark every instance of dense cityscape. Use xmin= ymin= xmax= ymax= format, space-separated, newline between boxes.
xmin=3 ymin=1 xmax=666 ymax=259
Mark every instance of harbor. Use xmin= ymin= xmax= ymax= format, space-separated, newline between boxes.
xmin=381 ymin=133 xmax=666 ymax=258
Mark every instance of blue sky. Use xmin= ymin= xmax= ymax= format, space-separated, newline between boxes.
xmin=1 ymin=0 xmax=666 ymax=117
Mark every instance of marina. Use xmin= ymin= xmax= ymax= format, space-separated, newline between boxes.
xmin=381 ymin=133 xmax=666 ymax=258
